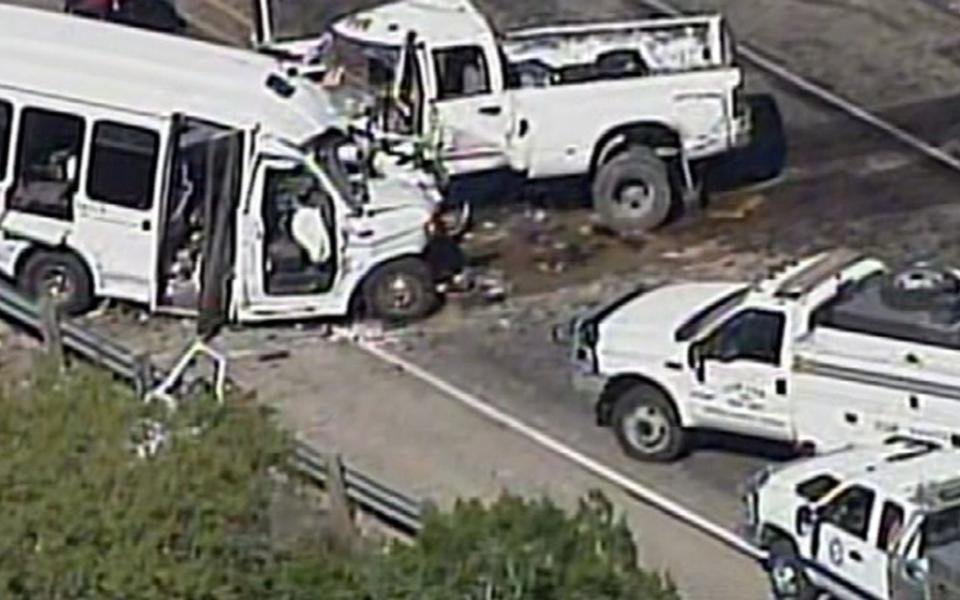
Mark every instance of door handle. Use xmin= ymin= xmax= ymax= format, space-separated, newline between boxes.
xmin=775 ymin=378 xmax=787 ymax=396
xmin=141 ymin=220 xmax=151 ymax=232
xmin=848 ymin=550 xmax=862 ymax=562
xmin=479 ymin=105 xmax=502 ymax=116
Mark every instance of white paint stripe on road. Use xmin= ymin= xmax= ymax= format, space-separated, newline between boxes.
xmin=353 ymin=336 xmax=767 ymax=562
xmin=638 ymin=0 xmax=960 ymax=175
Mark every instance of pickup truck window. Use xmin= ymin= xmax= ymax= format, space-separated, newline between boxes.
xmin=434 ymin=46 xmax=491 ymax=99
xmin=796 ymin=474 xmax=840 ymax=502
xmin=706 ymin=309 xmax=785 ymax=366
xmin=822 ymin=485 xmax=876 ymax=540
xmin=0 ymin=100 xmax=10 ymax=180
xmin=675 ymin=286 xmax=749 ymax=341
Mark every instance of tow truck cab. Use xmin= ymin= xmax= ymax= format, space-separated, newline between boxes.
xmin=569 ymin=248 xmax=960 ymax=462
xmin=744 ymin=438 xmax=960 ymax=600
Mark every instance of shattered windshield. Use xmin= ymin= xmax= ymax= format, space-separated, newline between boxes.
xmin=261 ymin=0 xmax=386 ymax=44
xmin=316 ymin=32 xmax=400 ymax=98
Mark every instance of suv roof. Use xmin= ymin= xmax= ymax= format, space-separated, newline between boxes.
xmin=773 ymin=439 xmax=960 ymax=507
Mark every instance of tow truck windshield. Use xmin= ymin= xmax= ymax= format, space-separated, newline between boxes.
xmin=675 ymin=286 xmax=750 ymax=342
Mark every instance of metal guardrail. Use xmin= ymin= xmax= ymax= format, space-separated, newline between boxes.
xmin=0 ymin=278 xmax=424 ymax=536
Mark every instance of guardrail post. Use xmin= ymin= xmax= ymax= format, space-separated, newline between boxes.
xmin=39 ymin=295 xmax=64 ymax=369
xmin=325 ymin=453 xmax=360 ymax=552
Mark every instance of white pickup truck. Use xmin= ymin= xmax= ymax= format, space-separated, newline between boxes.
xmin=252 ymin=0 xmax=757 ymax=232
xmin=565 ymin=248 xmax=960 ymax=461
xmin=743 ymin=437 xmax=960 ymax=600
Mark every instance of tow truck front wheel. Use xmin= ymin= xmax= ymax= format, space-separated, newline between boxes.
xmin=612 ymin=384 xmax=686 ymax=462
xmin=363 ymin=258 xmax=438 ymax=323
xmin=767 ymin=539 xmax=819 ymax=600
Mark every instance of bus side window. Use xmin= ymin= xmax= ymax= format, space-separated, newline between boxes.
xmin=88 ymin=121 xmax=160 ymax=211
xmin=10 ymin=107 xmax=85 ymax=220
xmin=0 ymin=100 xmax=11 ymax=181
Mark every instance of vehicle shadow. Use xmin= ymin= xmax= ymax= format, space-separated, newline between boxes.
xmin=689 ymin=429 xmax=799 ymax=463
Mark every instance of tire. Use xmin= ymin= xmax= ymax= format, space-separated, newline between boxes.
xmin=611 ymin=383 xmax=686 ymax=462
xmin=19 ymin=251 xmax=94 ymax=317
xmin=592 ymin=146 xmax=672 ymax=234
xmin=880 ymin=266 xmax=959 ymax=310
xmin=362 ymin=257 xmax=437 ymax=322
xmin=767 ymin=539 xmax=819 ymax=600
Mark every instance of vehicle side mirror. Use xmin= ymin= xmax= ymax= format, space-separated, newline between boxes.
xmin=903 ymin=558 xmax=928 ymax=583
xmin=688 ymin=343 xmax=705 ymax=382
xmin=796 ymin=505 xmax=818 ymax=536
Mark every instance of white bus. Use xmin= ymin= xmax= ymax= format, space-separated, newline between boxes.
xmin=0 ymin=5 xmax=460 ymax=330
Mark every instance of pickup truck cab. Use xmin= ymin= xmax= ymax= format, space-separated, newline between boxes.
xmin=567 ymin=248 xmax=960 ymax=461
xmin=252 ymin=0 xmax=755 ymax=232
xmin=744 ymin=438 xmax=960 ymax=600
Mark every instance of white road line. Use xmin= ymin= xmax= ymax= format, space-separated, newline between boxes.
xmin=638 ymin=0 xmax=960 ymax=175
xmin=353 ymin=336 xmax=767 ymax=562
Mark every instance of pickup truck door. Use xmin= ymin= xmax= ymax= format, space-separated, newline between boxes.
xmin=425 ymin=43 xmax=512 ymax=174
xmin=812 ymin=485 xmax=893 ymax=600
xmin=693 ymin=309 xmax=793 ymax=440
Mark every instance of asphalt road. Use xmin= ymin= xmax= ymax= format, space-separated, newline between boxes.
xmin=381 ymin=43 xmax=960 ymax=537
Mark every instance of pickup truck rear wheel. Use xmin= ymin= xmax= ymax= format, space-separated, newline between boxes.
xmin=767 ymin=539 xmax=819 ymax=600
xmin=592 ymin=147 xmax=672 ymax=233
xmin=612 ymin=384 xmax=686 ymax=462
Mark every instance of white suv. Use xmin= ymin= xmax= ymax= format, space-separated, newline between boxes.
xmin=743 ymin=437 xmax=960 ymax=600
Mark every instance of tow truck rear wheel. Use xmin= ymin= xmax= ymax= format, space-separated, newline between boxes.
xmin=611 ymin=384 xmax=686 ymax=462
xmin=767 ymin=539 xmax=819 ymax=600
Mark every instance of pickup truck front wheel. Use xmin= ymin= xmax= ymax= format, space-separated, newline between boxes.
xmin=767 ymin=539 xmax=819 ymax=600
xmin=592 ymin=147 xmax=672 ymax=233
xmin=612 ymin=384 xmax=686 ymax=462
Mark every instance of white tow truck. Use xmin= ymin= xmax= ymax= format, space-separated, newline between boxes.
xmin=252 ymin=0 xmax=757 ymax=232
xmin=0 ymin=5 xmax=462 ymax=326
xmin=566 ymin=248 xmax=960 ymax=461
xmin=743 ymin=437 xmax=960 ymax=600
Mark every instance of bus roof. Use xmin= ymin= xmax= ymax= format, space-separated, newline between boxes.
xmin=0 ymin=4 xmax=345 ymax=142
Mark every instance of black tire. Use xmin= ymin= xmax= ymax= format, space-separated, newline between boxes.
xmin=19 ymin=251 xmax=94 ymax=317
xmin=767 ymin=539 xmax=819 ymax=600
xmin=612 ymin=383 xmax=686 ymax=462
xmin=879 ymin=266 xmax=959 ymax=311
xmin=362 ymin=257 xmax=437 ymax=322
xmin=592 ymin=147 xmax=672 ymax=234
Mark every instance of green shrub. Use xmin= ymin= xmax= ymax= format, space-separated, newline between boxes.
xmin=0 ymin=364 xmax=680 ymax=600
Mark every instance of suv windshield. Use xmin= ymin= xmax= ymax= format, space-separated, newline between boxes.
xmin=675 ymin=286 xmax=750 ymax=342
xmin=926 ymin=505 xmax=960 ymax=551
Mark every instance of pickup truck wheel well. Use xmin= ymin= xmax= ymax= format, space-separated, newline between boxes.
xmin=590 ymin=123 xmax=681 ymax=178
xmin=597 ymin=375 xmax=677 ymax=427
